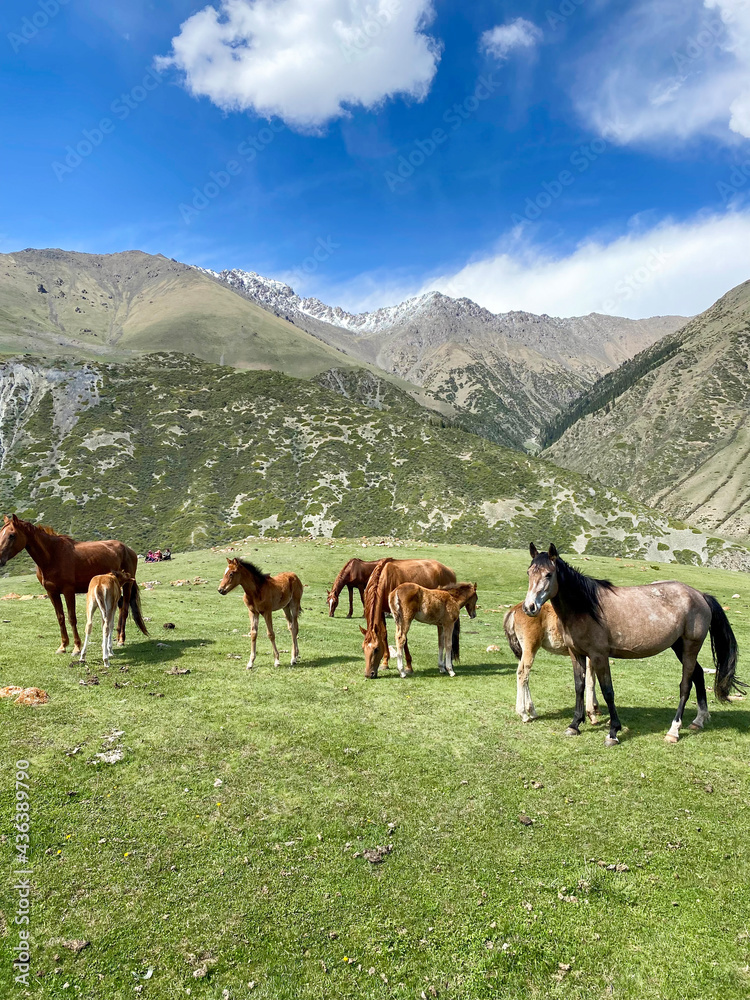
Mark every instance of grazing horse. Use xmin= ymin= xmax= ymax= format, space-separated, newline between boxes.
xmin=79 ymin=571 xmax=148 ymax=667
xmin=327 ymin=558 xmax=379 ymax=617
xmin=504 ymin=602 xmax=599 ymax=724
xmin=0 ymin=514 xmax=139 ymax=654
xmin=361 ymin=557 xmax=456 ymax=678
xmin=218 ymin=558 xmax=303 ymax=668
xmin=389 ymin=582 xmax=477 ymax=677
xmin=523 ymin=543 xmax=743 ymax=746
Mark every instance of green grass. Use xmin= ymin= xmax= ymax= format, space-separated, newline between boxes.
xmin=1 ymin=539 xmax=749 ymax=999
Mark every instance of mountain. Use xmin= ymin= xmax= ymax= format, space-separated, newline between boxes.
xmin=543 ymin=279 xmax=750 ymax=544
xmin=208 ymin=267 xmax=687 ymax=449
xmin=1 ymin=352 xmax=746 ymax=570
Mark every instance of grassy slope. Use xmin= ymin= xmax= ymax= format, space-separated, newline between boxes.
xmin=0 ymin=539 xmax=749 ymax=1000
xmin=2 ymin=353 xmax=746 ymax=569
xmin=544 ymin=280 xmax=750 ymax=542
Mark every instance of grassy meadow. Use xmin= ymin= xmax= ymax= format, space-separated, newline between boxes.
xmin=1 ymin=537 xmax=749 ymax=1000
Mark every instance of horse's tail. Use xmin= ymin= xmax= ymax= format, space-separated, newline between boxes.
xmin=703 ymin=593 xmax=743 ymax=700
xmin=129 ymin=580 xmax=149 ymax=636
xmin=452 ymin=615 xmax=460 ymax=663
xmin=503 ymin=608 xmax=523 ymax=660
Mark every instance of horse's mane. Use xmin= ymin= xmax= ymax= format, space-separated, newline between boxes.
xmin=329 ymin=558 xmax=356 ymax=595
xmin=16 ymin=518 xmax=74 ymax=542
xmin=553 ymin=555 xmax=614 ymax=624
xmin=443 ymin=581 xmax=476 ymax=601
xmin=236 ymin=559 xmax=270 ymax=588
xmin=363 ymin=558 xmax=393 ymax=636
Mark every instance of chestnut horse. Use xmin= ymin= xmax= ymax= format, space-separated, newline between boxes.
xmin=79 ymin=571 xmax=148 ymax=668
xmin=327 ymin=558 xmax=379 ymax=617
xmin=361 ymin=557 xmax=456 ymax=678
xmin=504 ymin=602 xmax=598 ymax=724
xmin=218 ymin=558 xmax=303 ymax=668
xmin=524 ymin=543 xmax=743 ymax=746
xmin=389 ymin=582 xmax=477 ymax=678
xmin=0 ymin=514 xmax=139 ymax=654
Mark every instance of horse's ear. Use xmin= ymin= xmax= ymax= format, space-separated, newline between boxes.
xmin=226 ymin=557 xmax=234 ymax=565
xmin=549 ymin=543 xmax=558 ymax=560
xmin=11 ymin=513 xmax=19 ymax=524
xmin=359 ymin=625 xmax=367 ymax=636
xmin=529 ymin=542 xmax=538 ymax=559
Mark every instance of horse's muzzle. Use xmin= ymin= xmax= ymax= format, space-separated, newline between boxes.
xmin=523 ymin=602 xmax=540 ymax=617
xmin=217 ymin=586 xmax=226 ymax=595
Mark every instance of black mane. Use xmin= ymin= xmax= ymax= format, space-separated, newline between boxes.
xmin=237 ymin=559 xmax=270 ymax=587
xmin=537 ymin=553 xmax=614 ymax=623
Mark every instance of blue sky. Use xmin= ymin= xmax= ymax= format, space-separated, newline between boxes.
xmin=2 ymin=0 xmax=749 ymax=317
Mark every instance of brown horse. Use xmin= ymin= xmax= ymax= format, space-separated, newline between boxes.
xmin=389 ymin=582 xmax=477 ymax=677
xmin=524 ymin=543 xmax=743 ymax=746
xmin=504 ymin=602 xmax=598 ymax=724
xmin=0 ymin=514 xmax=140 ymax=654
xmin=218 ymin=558 xmax=303 ymax=668
xmin=361 ymin=557 xmax=456 ymax=678
xmin=79 ymin=571 xmax=148 ymax=668
xmin=327 ymin=558 xmax=379 ymax=617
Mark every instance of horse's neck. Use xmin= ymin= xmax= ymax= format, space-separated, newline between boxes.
xmin=23 ymin=525 xmax=55 ymax=567
xmin=241 ymin=574 xmax=261 ymax=603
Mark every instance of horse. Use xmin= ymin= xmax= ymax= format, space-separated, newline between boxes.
xmin=504 ymin=602 xmax=599 ymax=724
xmin=389 ymin=582 xmax=477 ymax=677
xmin=361 ymin=557 xmax=456 ymax=678
xmin=0 ymin=514 xmax=140 ymax=655
xmin=523 ymin=543 xmax=743 ymax=746
xmin=79 ymin=571 xmax=148 ymax=668
xmin=218 ymin=558 xmax=303 ymax=668
xmin=327 ymin=558 xmax=379 ymax=617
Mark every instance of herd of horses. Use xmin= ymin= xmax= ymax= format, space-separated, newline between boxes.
xmin=0 ymin=514 xmax=743 ymax=746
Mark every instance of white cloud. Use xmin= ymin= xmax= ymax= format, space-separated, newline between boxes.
xmin=480 ymin=18 xmax=542 ymax=61
xmin=421 ymin=212 xmax=750 ymax=318
xmin=156 ymin=0 xmax=441 ymax=129
xmin=572 ymin=0 xmax=750 ymax=145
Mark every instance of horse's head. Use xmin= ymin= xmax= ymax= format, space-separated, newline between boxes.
xmin=218 ymin=558 xmax=241 ymax=595
xmin=464 ymin=583 xmax=478 ymax=619
xmin=360 ymin=624 xmax=386 ymax=678
xmin=523 ymin=543 xmax=559 ymax=616
xmin=0 ymin=515 xmax=27 ymax=568
xmin=327 ymin=589 xmax=338 ymax=617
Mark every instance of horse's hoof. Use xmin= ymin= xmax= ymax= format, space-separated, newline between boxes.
xmin=604 ymin=736 xmax=620 ymax=747
xmin=664 ymin=733 xmax=679 ymax=743
xmin=564 ymin=727 xmax=580 ymax=737
xmin=588 ymin=715 xmax=601 ymax=726
xmin=55 ymin=646 xmax=67 ymax=655
xmin=117 ymin=641 xmax=125 ymax=648
xmin=688 ymin=722 xmax=703 ymax=731
xmin=448 ymin=671 xmax=456 ymax=678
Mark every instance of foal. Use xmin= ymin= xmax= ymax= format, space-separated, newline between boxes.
xmin=79 ymin=571 xmax=147 ymax=667
xmin=504 ymin=602 xmax=599 ymax=724
xmin=218 ymin=558 xmax=303 ymax=668
xmin=388 ymin=582 xmax=477 ymax=677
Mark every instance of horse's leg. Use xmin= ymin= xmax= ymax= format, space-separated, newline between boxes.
xmin=403 ymin=638 xmax=413 ymax=675
xmin=444 ymin=621 xmax=456 ymax=677
xmin=394 ymin=618 xmax=409 ymax=678
xmin=346 ymin=584 xmax=354 ymax=619
xmin=247 ymin=610 xmax=259 ymax=669
xmin=516 ymin=644 xmax=537 ymax=723
xmin=64 ymin=590 xmax=82 ymax=655
xmin=666 ymin=639 xmax=699 ymax=743
xmin=283 ymin=605 xmax=299 ymax=665
xmin=585 ymin=659 xmax=601 ymax=725
xmin=689 ymin=662 xmax=710 ymax=731
xmin=79 ymin=598 xmax=95 ymax=663
xmin=358 ymin=585 xmax=366 ymax=616
xmin=117 ymin=578 xmax=132 ymax=647
xmin=49 ymin=591 xmax=69 ymax=653
xmin=101 ymin=598 xmax=112 ymax=669
xmin=592 ymin=656 xmax=622 ymax=747
xmin=564 ymin=653 xmax=587 ymax=736
xmin=437 ymin=624 xmax=446 ymax=673
xmin=264 ymin=610 xmax=281 ymax=667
